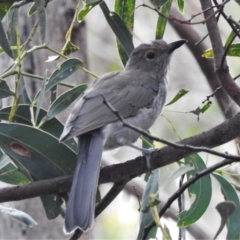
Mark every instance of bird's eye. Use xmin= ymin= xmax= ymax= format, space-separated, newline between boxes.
xmin=146 ymin=52 xmax=155 ymax=60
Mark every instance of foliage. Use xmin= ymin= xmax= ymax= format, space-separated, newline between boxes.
xmin=0 ymin=0 xmax=239 ymax=239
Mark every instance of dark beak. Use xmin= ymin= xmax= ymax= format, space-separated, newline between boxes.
xmin=168 ymin=39 xmax=187 ymax=53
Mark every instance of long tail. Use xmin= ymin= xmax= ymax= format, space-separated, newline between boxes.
xmin=64 ymin=130 xmax=104 ymax=234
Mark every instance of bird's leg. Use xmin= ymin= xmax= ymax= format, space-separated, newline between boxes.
xmin=125 ymin=143 xmax=155 ymax=169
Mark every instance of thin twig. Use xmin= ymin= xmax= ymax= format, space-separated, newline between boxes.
xmin=102 ymin=94 xmax=240 ymax=161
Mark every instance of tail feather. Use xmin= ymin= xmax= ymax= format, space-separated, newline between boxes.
xmin=64 ymin=130 xmax=104 ymax=234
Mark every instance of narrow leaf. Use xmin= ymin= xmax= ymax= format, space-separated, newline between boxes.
xmin=34 ymin=0 xmax=46 ymax=44
xmin=137 ymin=169 xmax=159 ymax=240
xmin=165 ymin=89 xmax=188 ymax=106
xmin=213 ymin=174 xmax=240 ymax=240
xmin=28 ymin=0 xmax=53 ymax=16
xmin=77 ymin=1 xmax=101 ymax=22
xmin=155 ymin=0 xmax=173 ymax=39
xmin=17 ymin=76 xmax=31 ymax=104
xmin=115 ymin=0 xmax=135 ymax=65
xmin=189 ymin=102 xmax=211 ymax=118
xmin=46 ymin=58 xmax=83 ymax=91
xmin=0 ymin=79 xmax=14 ymax=98
xmin=100 ymin=1 xmax=134 ymax=57
xmin=0 ymin=20 xmax=13 ymax=58
xmin=177 ymin=0 xmax=184 ymax=13
xmin=214 ymin=201 xmax=236 ymax=239
xmin=177 ymin=154 xmax=212 ymax=227
xmin=0 ymin=205 xmax=38 ymax=227
xmin=47 ymin=84 xmax=88 ymax=120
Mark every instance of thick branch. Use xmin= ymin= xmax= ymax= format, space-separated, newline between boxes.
xmin=199 ymin=0 xmax=240 ymax=106
xmin=0 ymin=113 xmax=240 ymax=203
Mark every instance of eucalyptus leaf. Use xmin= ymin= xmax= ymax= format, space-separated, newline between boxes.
xmin=137 ymin=169 xmax=159 ymax=240
xmin=46 ymin=58 xmax=83 ymax=91
xmin=47 ymin=84 xmax=88 ymax=120
xmin=165 ymin=89 xmax=188 ymax=106
xmin=213 ymin=174 xmax=240 ymax=240
xmin=177 ymin=0 xmax=184 ymax=13
xmin=0 ymin=123 xmax=77 ymax=181
xmin=34 ymin=0 xmax=46 ymax=44
xmin=100 ymin=1 xmax=134 ymax=57
xmin=0 ymin=79 xmax=14 ymax=99
xmin=0 ymin=20 xmax=13 ymax=58
xmin=77 ymin=1 xmax=101 ymax=22
xmin=17 ymin=76 xmax=31 ymax=104
xmin=177 ymin=154 xmax=212 ymax=227
xmin=0 ymin=205 xmax=38 ymax=227
xmin=155 ymin=0 xmax=173 ymax=39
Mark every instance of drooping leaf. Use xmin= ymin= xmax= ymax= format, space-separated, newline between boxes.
xmin=0 ymin=205 xmax=38 ymax=227
xmin=100 ymin=1 xmax=134 ymax=57
xmin=40 ymin=194 xmax=63 ymax=220
xmin=17 ymin=76 xmax=31 ymax=104
xmin=47 ymin=84 xmax=88 ymax=120
xmin=214 ymin=201 xmax=236 ymax=240
xmin=0 ymin=3 xmax=13 ymax=20
xmin=0 ymin=105 xmax=77 ymax=152
xmin=28 ymin=0 xmax=54 ymax=16
xmin=160 ymin=164 xmax=194 ymax=190
xmin=177 ymin=0 xmax=184 ymax=13
xmin=177 ymin=154 xmax=212 ymax=227
xmin=45 ymin=58 xmax=83 ymax=91
xmin=137 ymin=169 xmax=159 ymax=240
xmin=115 ymin=0 xmax=135 ymax=65
xmin=165 ymin=89 xmax=188 ymax=106
xmin=0 ymin=79 xmax=14 ymax=98
xmin=34 ymin=0 xmax=46 ymax=44
xmin=77 ymin=1 xmax=102 ymax=22
xmin=7 ymin=7 xmax=18 ymax=58
xmin=0 ymin=20 xmax=13 ymax=58
xmin=155 ymin=0 xmax=173 ymax=39
xmin=213 ymin=174 xmax=240 ymax=240
xmin=0 ymin=123 xmax=77 ymax=181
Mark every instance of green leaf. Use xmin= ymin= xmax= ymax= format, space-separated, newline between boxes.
xmin=7 ymin=7 xmax=18 ymax=58
xmin=40 ymin=194 xmax=63 ymax=220
xmin=34 ymin=0 xmax=46 ymax=44
xmin=45 ymin=58 xmax=83 ymax=91
xmin=0 ymin=20 xmax=13 ymax=58
xmin=137 ymin=169 xmax=159 ymax=240
xmin=100 ymin=1 xmax=134 ymax=57
xmin=0 ymin=161 xmax=30 ymax=185
xmin=155 ymin=0 xmax=173 ymax=39
xmin=0 ymin=205 xmax=38 ymax=227
xmin=189 ymin=102 xmax=211 ymax=118
xmin=0 ymin=3 xmax=13 ymax=20
xmin=177 ymin=154 xmax=212 ymax=227
xmin=165 ymin=89 xmax=188 ymax=106
xmin=213 ymin=174 xmax=240 ymax=240
xmin=61 ymin=41 xmax=80 ymax=56
xmin=47 ymin=84 xmax=88 ymax=120
xmin=202 ymin=43 xmax=240 ymax=58
xmin=160 ymin=164 xmax=194 ymax=190
xmin=77 ymin=1 xmax=101 ymax=22
xmin=115 ymin=0 xmax=135 ymax=65
xmin=0 ymin=105 xmax=77 ymax=152
xmin=17 ymin=76 xmax=31 ymax=104
xmin=0 ymin=79 xmax=14 ymax=98
xmin=214 ymin=201 xmax=236 ymax=240
xmin=224 ymin=30 xmax=235 ymax=48
xmin=152 ymin=0 xmax=168 ymax=5
xmin=177 ymin=0 xmax=184 ymax=13
xmin=28 ymin=0 xmax=53 ymax=16
xmin=0 ymin=123 xmax=77 ymax=181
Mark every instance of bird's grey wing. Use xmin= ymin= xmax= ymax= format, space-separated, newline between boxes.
xmin=60 ymin=70 xmax=159 ymax=141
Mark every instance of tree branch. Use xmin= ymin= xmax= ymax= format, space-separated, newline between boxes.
xmin=0 ymin=113 xmax=240 ymax=203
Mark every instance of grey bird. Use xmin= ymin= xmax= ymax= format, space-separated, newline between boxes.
xmin=60 ymin=39 xmax=186 ymax=234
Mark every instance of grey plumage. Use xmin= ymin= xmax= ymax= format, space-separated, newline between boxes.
xmin=60 ymin=39 xmax=186 ymax=234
